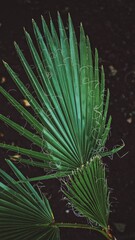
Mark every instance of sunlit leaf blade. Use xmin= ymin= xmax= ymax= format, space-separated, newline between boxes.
xmin=63 ymin=156 xmax=110 ymax=230
xmin=0 ymin=14 xmax=123 ymax=178
xmin=0 ymin=160 xmax=60 ymax=240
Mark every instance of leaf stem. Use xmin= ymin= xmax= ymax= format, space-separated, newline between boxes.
xmin=49 ymin=222 xmax=112 ymax=239
xmin=55 ymin=222 xmax=110 ymax=239
xmin=53 ymin=223 xmax=111 ymax=240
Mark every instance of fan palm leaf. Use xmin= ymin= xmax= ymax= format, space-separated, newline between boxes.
xmin=0 ymin=13 xmax=123 ymax=180
xmin=0 ymin=160 xmax=60 ymax=240
xmin=62 ymin=155 xmax=110 ymax=231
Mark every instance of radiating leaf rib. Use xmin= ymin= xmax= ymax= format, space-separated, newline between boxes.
xmin=0 ymin=14 xmax=123 ymax=177
xmin=0 ymin=114 xmax=46 ymax=149
xmin=0 ymin=86 xmax=78 ymax=164
xmin=101 ymin=116 xmax=112 ymax=147
xmin=79 ymin=167 xmax=102 ymax=215
xmin=17 ymin=171 xmax=68 ymax=183
xmin=0 ymin=161 xmax=60 ymax=240
xmin=0 ymin=185 xmax=47 ymax=219
xmin=35 ymin=17 xmax=73 ymax=126
xmin=68 ymin=14 xmax=81 ymax=144
xmin=40 ymin=16 xmax=81 ymax=160
xmin=86 ymin=159 xmax=108 ymax=224
xmin=99 ymin=65 xmax=105 ymax=115
xmin=34 ymin=18 xmax=68 ymax=130
xmin=28 ymin=24 xmax=81 ymax=163
xmin=0 ymin=188 xmax=49 ymax=221
xmin=68 ymin=174 xmax=99 ymax=217
xmin=57 ymin=14 xmax=82 ymax=160
xmin=0 ymin=142 xmax=77 ymax=171
xmin=15 ymin=39 xmax=79 ymax=162
xmin=56 ymin=16 xmax=81 ymax=157
xmin=2 ymin=63 xmax=78 ymax=162
xmin=0 ymin=85 xmax=43 ymax=133
xmin=57 ymin=14 xmax=77 ymax=128
xmin=94 ymin=48 xmax=100 ymax=106
xmin=90 ymin=90 xmax=111 ymax=156
xmin=83 ymin=36 xmax=94 ymax=160
xmin=0 ymin=143 xmax=51 ymax=163
xmin=0 ymin=172 xmax=36 ymax=204
xmin=86 ymin=48 xmax=106 ymax=157
xmin=14 ymin=158 xmax=54 ymax=169
xmin=63 ymin=156 xmax=110 ymax=230
xmin=79 ymin=23 xmax=89 ymax=157
xmin=5 ymin=160 xmax=50 ymax=210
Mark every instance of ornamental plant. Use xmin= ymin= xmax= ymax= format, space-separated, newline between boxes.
xmin=0 ymin=13 xmax=123 ymax=239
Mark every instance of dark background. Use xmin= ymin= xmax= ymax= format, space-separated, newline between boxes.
xmin=0 ymin=0 xmax=135 ymax=239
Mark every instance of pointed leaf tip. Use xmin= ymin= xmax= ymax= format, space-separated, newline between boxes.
xmin=5 ymin=158 xmax=11 ymax=163
xmin=95 ymin=48 xmax=98 ymax=56
xmin=2 ymin=60 xmax=8 ymax=66
xmin=32 ymin=18 xmax=37 ymax=26
xmin=23 ymin=27 xmax=28 ymax=35
xmin=57 ymin=11 xmax=60 ymax=16
xmin=14 ymin=41 xmax=18 ymax=47
xmin=68 ymin=12 xmax=71 ymax=18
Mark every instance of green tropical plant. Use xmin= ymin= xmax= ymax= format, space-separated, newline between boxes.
xmin=63 ymin=156 xmax=110 ymax=230
xmin=0 ymin=13 xmax=123 ymax=239
xmin=0 ymin=160 xmax=60 ymax=240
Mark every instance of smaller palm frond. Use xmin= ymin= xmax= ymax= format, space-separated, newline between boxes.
xmin=0 ymin=160 xmax=60 ymax=240
xmin=63 ymin=155 xmax=110 ymax=230
xmin=0 ymin=13 xmax=123 ymax=179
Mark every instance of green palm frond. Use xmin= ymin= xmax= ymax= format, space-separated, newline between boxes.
xmin=0 ymin=160 xmax=60 ymax=240
xmin=0 ymin=13 xmax=123 ymax=180
xmin=63 ymin=155 xmax=110 ymax=231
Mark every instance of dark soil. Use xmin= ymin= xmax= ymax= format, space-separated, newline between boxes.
xmin=0 ymin=1 xmax=135 ymax=239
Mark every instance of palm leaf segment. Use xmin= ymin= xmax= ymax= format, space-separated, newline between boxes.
xmin=0 ymin=14 xmax=123 ymax=178
xmin=0 ymin=160 xmax=60 ymax=240
xmin=63 ymin=155 xmax=110 ymax=231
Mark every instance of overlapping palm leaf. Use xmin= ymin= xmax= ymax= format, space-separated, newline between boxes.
xmin=0 ymin=13 xmax=123 ymax=180
xmin=63 ymin=155 xmax=110 ymax=231
xmin=0 ymin=160 xmax=60 ymax=240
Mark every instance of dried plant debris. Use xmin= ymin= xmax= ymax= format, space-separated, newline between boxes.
xmin=21 ymin=99 xmax=31 ymax=107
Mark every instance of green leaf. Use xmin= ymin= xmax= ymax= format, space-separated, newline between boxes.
xmin=0 ymin=143 xmax=52 ymax=165
xmin=0 ymin=114 xmax=46 ymax=149
xmin=0 ymin=13 xmax=123 ymax=176
xmin=63 ymin=155 xmax=110 ymax=230
xmin=0 ymin=160 xmax=60 ymax=240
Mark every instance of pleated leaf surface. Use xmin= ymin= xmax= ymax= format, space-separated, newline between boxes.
xmin=63 ymin=155 xmax=110 ymax=230
xmin=0 ymin=160 xmax=60 ymax=240
xmin=0 ymin=14 xmax=123 ymax=180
